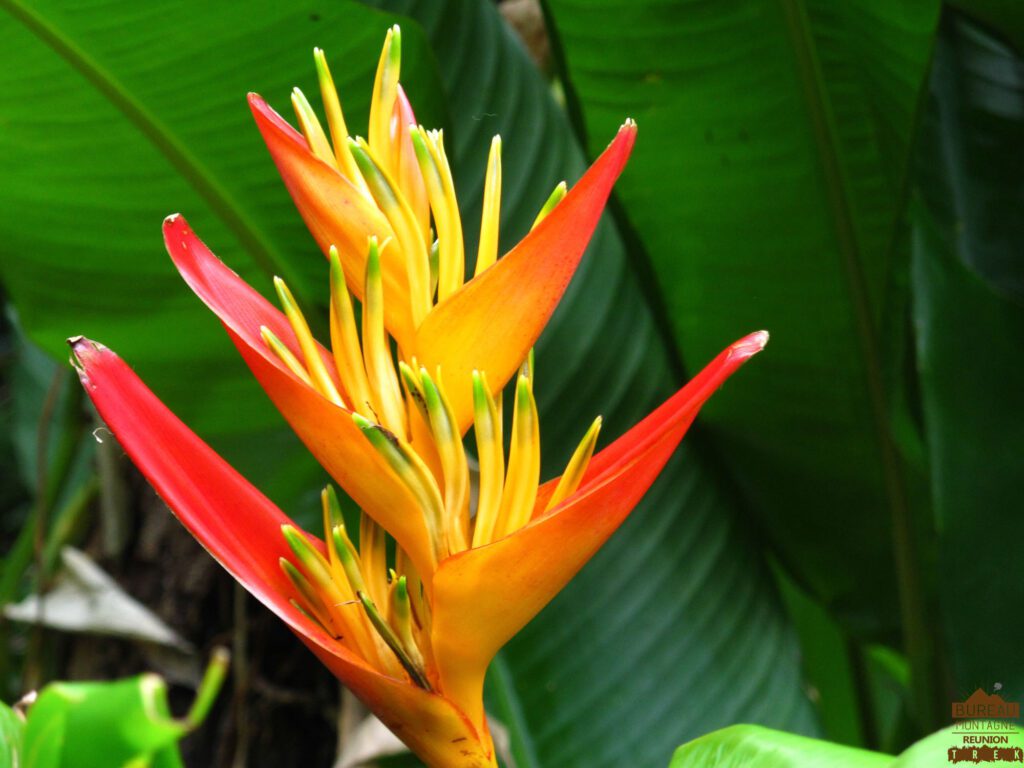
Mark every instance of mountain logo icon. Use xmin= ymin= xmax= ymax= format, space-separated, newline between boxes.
xmin=953 ymin=689 xmax=1021 ymax=720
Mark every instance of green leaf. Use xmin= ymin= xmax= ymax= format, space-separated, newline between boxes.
xmin=372 ymin=1 xmax=816 ymax=764
xmin=0 ymin=702 xmax=24 ymax=768
xmin=670 ymin=724 xmax=1024 ymax=767
xmin=776 ymin=571 xmax=864 ymax=746
xmin=23 ymin=676 xmax=185 ymax=768
xmin=911 ymin=11 xmax=1024 ymax=704
xmin=542 ymin=0 xmax=940 ymax=632
xmin=669 ymin=725 xmax=889 ymax=768
xmin=20 ymin=650 xmax=227 ymax=768
xmin=0 ymin=0 xmax=445 ymax=516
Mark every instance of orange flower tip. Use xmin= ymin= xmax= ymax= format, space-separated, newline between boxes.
xmin=610 ymin=119 xmax=638 ymax=159
xmin=247 ymin=92 xmax=308 ymax=149
xmin=730 ymin=330 xmax=770 ymax=360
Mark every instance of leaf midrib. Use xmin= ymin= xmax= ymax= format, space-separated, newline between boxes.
xmin=776 ymin=0 xmax=938 ymax=727
xmin=776 ymin=0 xmax=905 ymax=510
xmin=0 ymin=0 xmax=308 ymax=302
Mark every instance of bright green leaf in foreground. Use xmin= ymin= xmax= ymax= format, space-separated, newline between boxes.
xmin=670 ymin=724 xmax=1024 ymax=768
xmin=671 ymin=725 xmax=889 ymax=768
xmin=14 ymin=649 xmax=226 ymax=768
xmin=0 ymin=702 xmax=24 ymax=768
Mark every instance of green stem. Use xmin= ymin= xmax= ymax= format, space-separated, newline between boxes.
xmin=186 ymin=647 xmax=231 ymax=729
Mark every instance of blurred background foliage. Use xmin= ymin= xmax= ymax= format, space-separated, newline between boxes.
xmin=0 ymin=0 xmax=1020 ymax=766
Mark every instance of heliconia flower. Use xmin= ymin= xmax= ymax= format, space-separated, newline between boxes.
xmin=70 ymin=328 xmax=766 ymax=767
xmin=247 ymin=25 xmax=636 ymax=430
xmin=71 ymin=26 xmax=769 ymax=768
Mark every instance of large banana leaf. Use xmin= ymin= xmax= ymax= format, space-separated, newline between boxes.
xmin=542 ymin=0 xmax=941 ymax=637
xmin=0 ymin=0 xmax=445 ymax=512
xmin=372 ymin=1 xmax=815 ymax=765
xmin=912 ymin=10 xmax=1024 ymax=703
